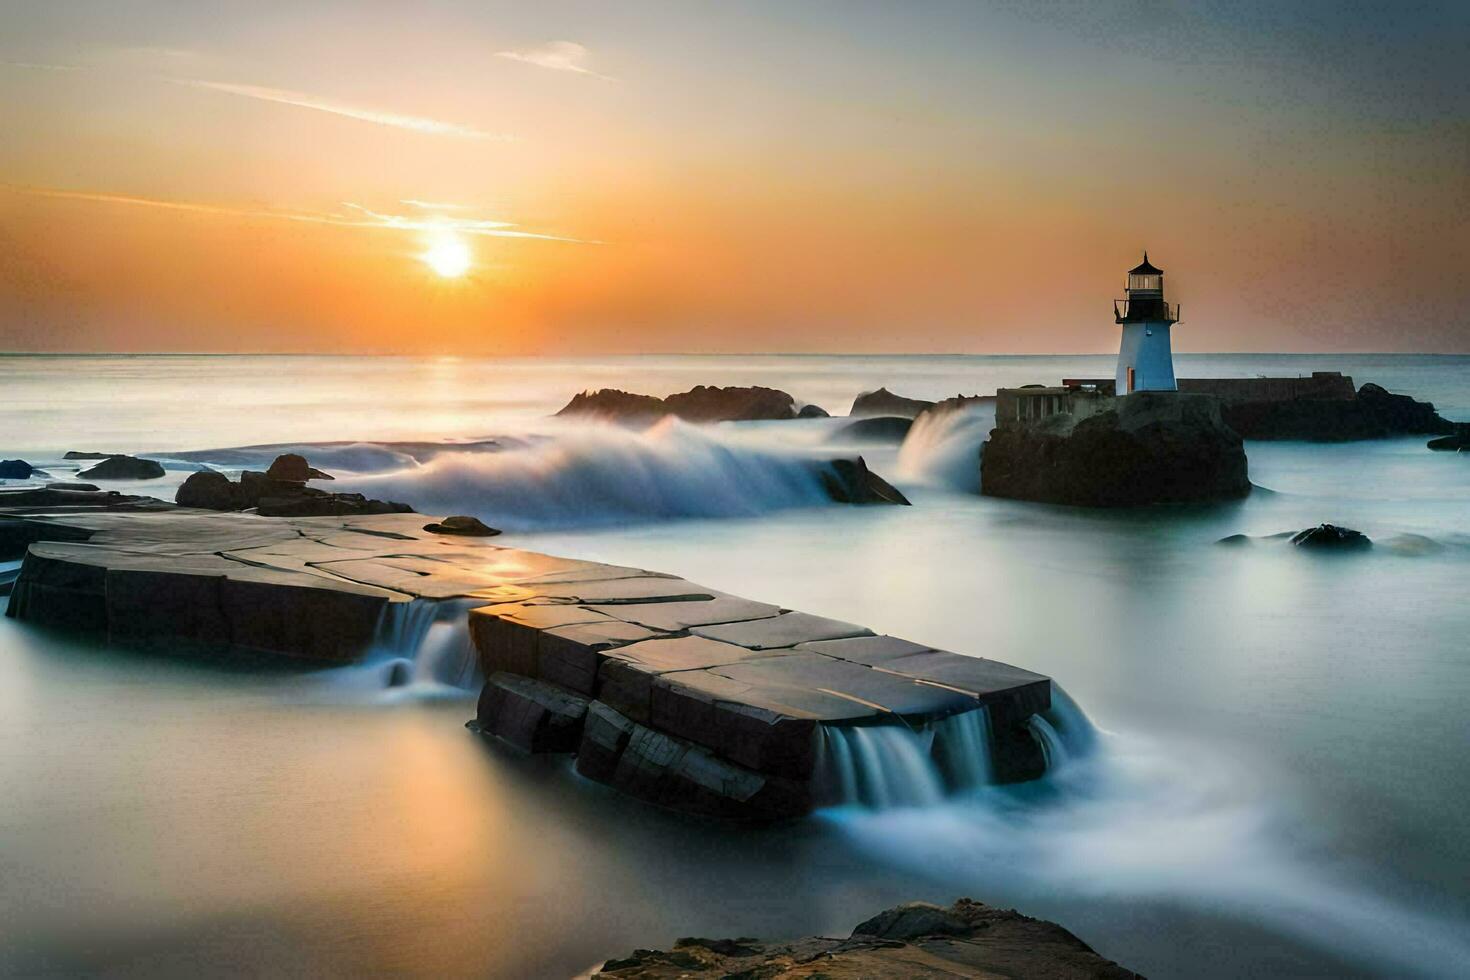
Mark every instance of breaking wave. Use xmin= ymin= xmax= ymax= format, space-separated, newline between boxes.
xmin=895 ymin=403 xmax=995 ymax=492
xmin=820 ymin=702 xmax=1470 ymax=979
xmin=335 ymin=419 xmax=836 ymax=531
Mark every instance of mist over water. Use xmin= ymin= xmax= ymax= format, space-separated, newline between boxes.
xmin=3 ymin=353 xmax=1469 ymax=977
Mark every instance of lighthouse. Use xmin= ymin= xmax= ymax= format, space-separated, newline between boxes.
xmin=1114 ymin=253 xmax=1180 ymax=393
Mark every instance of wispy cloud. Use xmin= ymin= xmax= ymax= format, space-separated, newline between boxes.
xmin=496 ymin=41 xmax=613 ymax=81
xmin=402 ymin=199 xmax=473 ymax=211
xmin=1 ymin=60 xmax=85 ymax=72
xmin=173 ymin=79 xmax=513 ymax=140
xmin=2 ymin=185 xmax=594 ymax=244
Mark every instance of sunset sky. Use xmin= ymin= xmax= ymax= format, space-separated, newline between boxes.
xmin=2 ymin=1 xmax=1466 ymax=354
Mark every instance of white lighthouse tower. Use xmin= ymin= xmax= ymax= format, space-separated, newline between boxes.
xmin=1114 ymin=253 xmax=1180 ymax=393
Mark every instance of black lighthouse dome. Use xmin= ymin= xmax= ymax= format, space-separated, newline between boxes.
xmin=1115 ymin=251 xmax=1178 ymax=323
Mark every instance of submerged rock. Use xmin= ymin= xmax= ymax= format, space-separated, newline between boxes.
xmin=423 ymin=515 xmax=501 ymax=536
xmin=982 ymin=391 xmax=1250 ymax=507
xmin=557 ymin=385 xmax=804 ymax=423
xmin=1291 ymin=524 xmax=1372 ymax=550
xmin=265 ymin=452 xmax=335 ymax=482
xmin=0 ymin=460 xmax=33 ymax=479
xmin=832 ymin=415 xmax=913 ymax=443
xmin=76 ymin=455 xmax=166 ymax=480
xmin=1216 ymin=533 xmax=1253 ymax=546
xmin=595 ymin=898 xmax=1140 ymax=978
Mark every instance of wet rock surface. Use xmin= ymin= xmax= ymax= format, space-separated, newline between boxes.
xmin=982 ymin=391 xmax=1250 ymax=507
xmin=595 ymin=898 xmax=1140 ymax=978
xmin=1291 ymin=524 xmax=1372 ymax=550
xmin=75 ymin=455 xmax=166 ymax=480
xmin=557 ymin=385 xmax=804 ymax=423
xmin=0 ymin=460 xmax=34 ymax=479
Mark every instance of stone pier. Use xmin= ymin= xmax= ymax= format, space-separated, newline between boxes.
xmin=2 ymin=487 xmax=1052 ymax=820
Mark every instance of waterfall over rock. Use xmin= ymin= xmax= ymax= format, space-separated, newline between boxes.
xmin=816 ymin=689 xmax=1099 ymax=810
xmin=370 ymin=598 xmax=482 ymax=691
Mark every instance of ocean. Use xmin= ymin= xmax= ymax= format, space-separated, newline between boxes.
xmin=2 ymin=352 xmax=1468 ymax=977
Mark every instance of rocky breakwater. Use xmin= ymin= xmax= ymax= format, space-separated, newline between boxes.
xmin=3 ymin=489 xmax=1055 ymax=820
xmin=558 ymin=385 xmax=827 ymax=423
xmin=595 ymin=898 xmax=1139 ymax=978
xmin=1181 ymin=375 xmax=1458 ymax=441
xmin=982 ymin=390 xmax=1250 ymax=507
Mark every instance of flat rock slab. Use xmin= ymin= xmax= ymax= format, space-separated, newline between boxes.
xmin=693 ymin=610 xmax=872 ymax=649
xmin=2 ymin=494 xmax=1053 ymax=819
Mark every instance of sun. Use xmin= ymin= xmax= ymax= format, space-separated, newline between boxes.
xmin=420 ymin=232 xmax=472 ymax=278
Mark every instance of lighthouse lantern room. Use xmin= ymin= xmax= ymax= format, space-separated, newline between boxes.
xmin=1114 ymin=253 xmax=1180 ymax=393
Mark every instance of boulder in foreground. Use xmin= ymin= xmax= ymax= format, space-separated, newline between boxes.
xmin=595 ymin=898 xmax=1140 ymax=978
xmin=0 ymin=460 xmax=34 ymax=479
xmin=982 ymin=391 xmax=1250 ymax=507
xmin=557 ymin=385 xmax=804 ymax=423
xmin=76 ymin=455 xmax=166 ymax=480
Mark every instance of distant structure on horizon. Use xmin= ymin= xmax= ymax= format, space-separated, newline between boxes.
xmin=1113 ymin=253 xmax=1179 ymax=394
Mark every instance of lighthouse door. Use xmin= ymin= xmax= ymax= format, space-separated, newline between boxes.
xmin=1127 ymin=366 xmax=1136 ymax=393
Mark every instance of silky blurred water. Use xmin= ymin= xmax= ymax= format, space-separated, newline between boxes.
xmin=2 ymin=353 xmax=1468 ymax=978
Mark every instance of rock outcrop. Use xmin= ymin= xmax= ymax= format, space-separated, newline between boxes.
xmin=1219 ymin=382 xmax=1455 ymax=441
xmin=981 ymin=391 xmax=1250 ymax=507
xmin=175 ymin=471 xmax=241 ymax=510
xmin=264 ymin=452 xmax=334 ymax=482
xmin=849 ymin=387 xmax=936 ymax=418
xmin=174 ymin=456 xmax=411 ymax=517
xmin=595 ymin=898 xmax=1139 ymax=978
xmin=1291 ymin=524 xmax=1372 ymax=550
xmin=818 ymin=457 xmax=911 ymax=505
xmin=0 ymin=459 xmax=33 ymax=479
xmin=557 ymin=386 xmax=805 ymax=423
xmin=76 ymin=455 xmax=166 ymax=480
xmin=797 ymin=403 xmax=830 ymax=419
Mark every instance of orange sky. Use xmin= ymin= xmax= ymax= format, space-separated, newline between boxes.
xmin=2 ymin=2 xmax=1467 ymax=354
